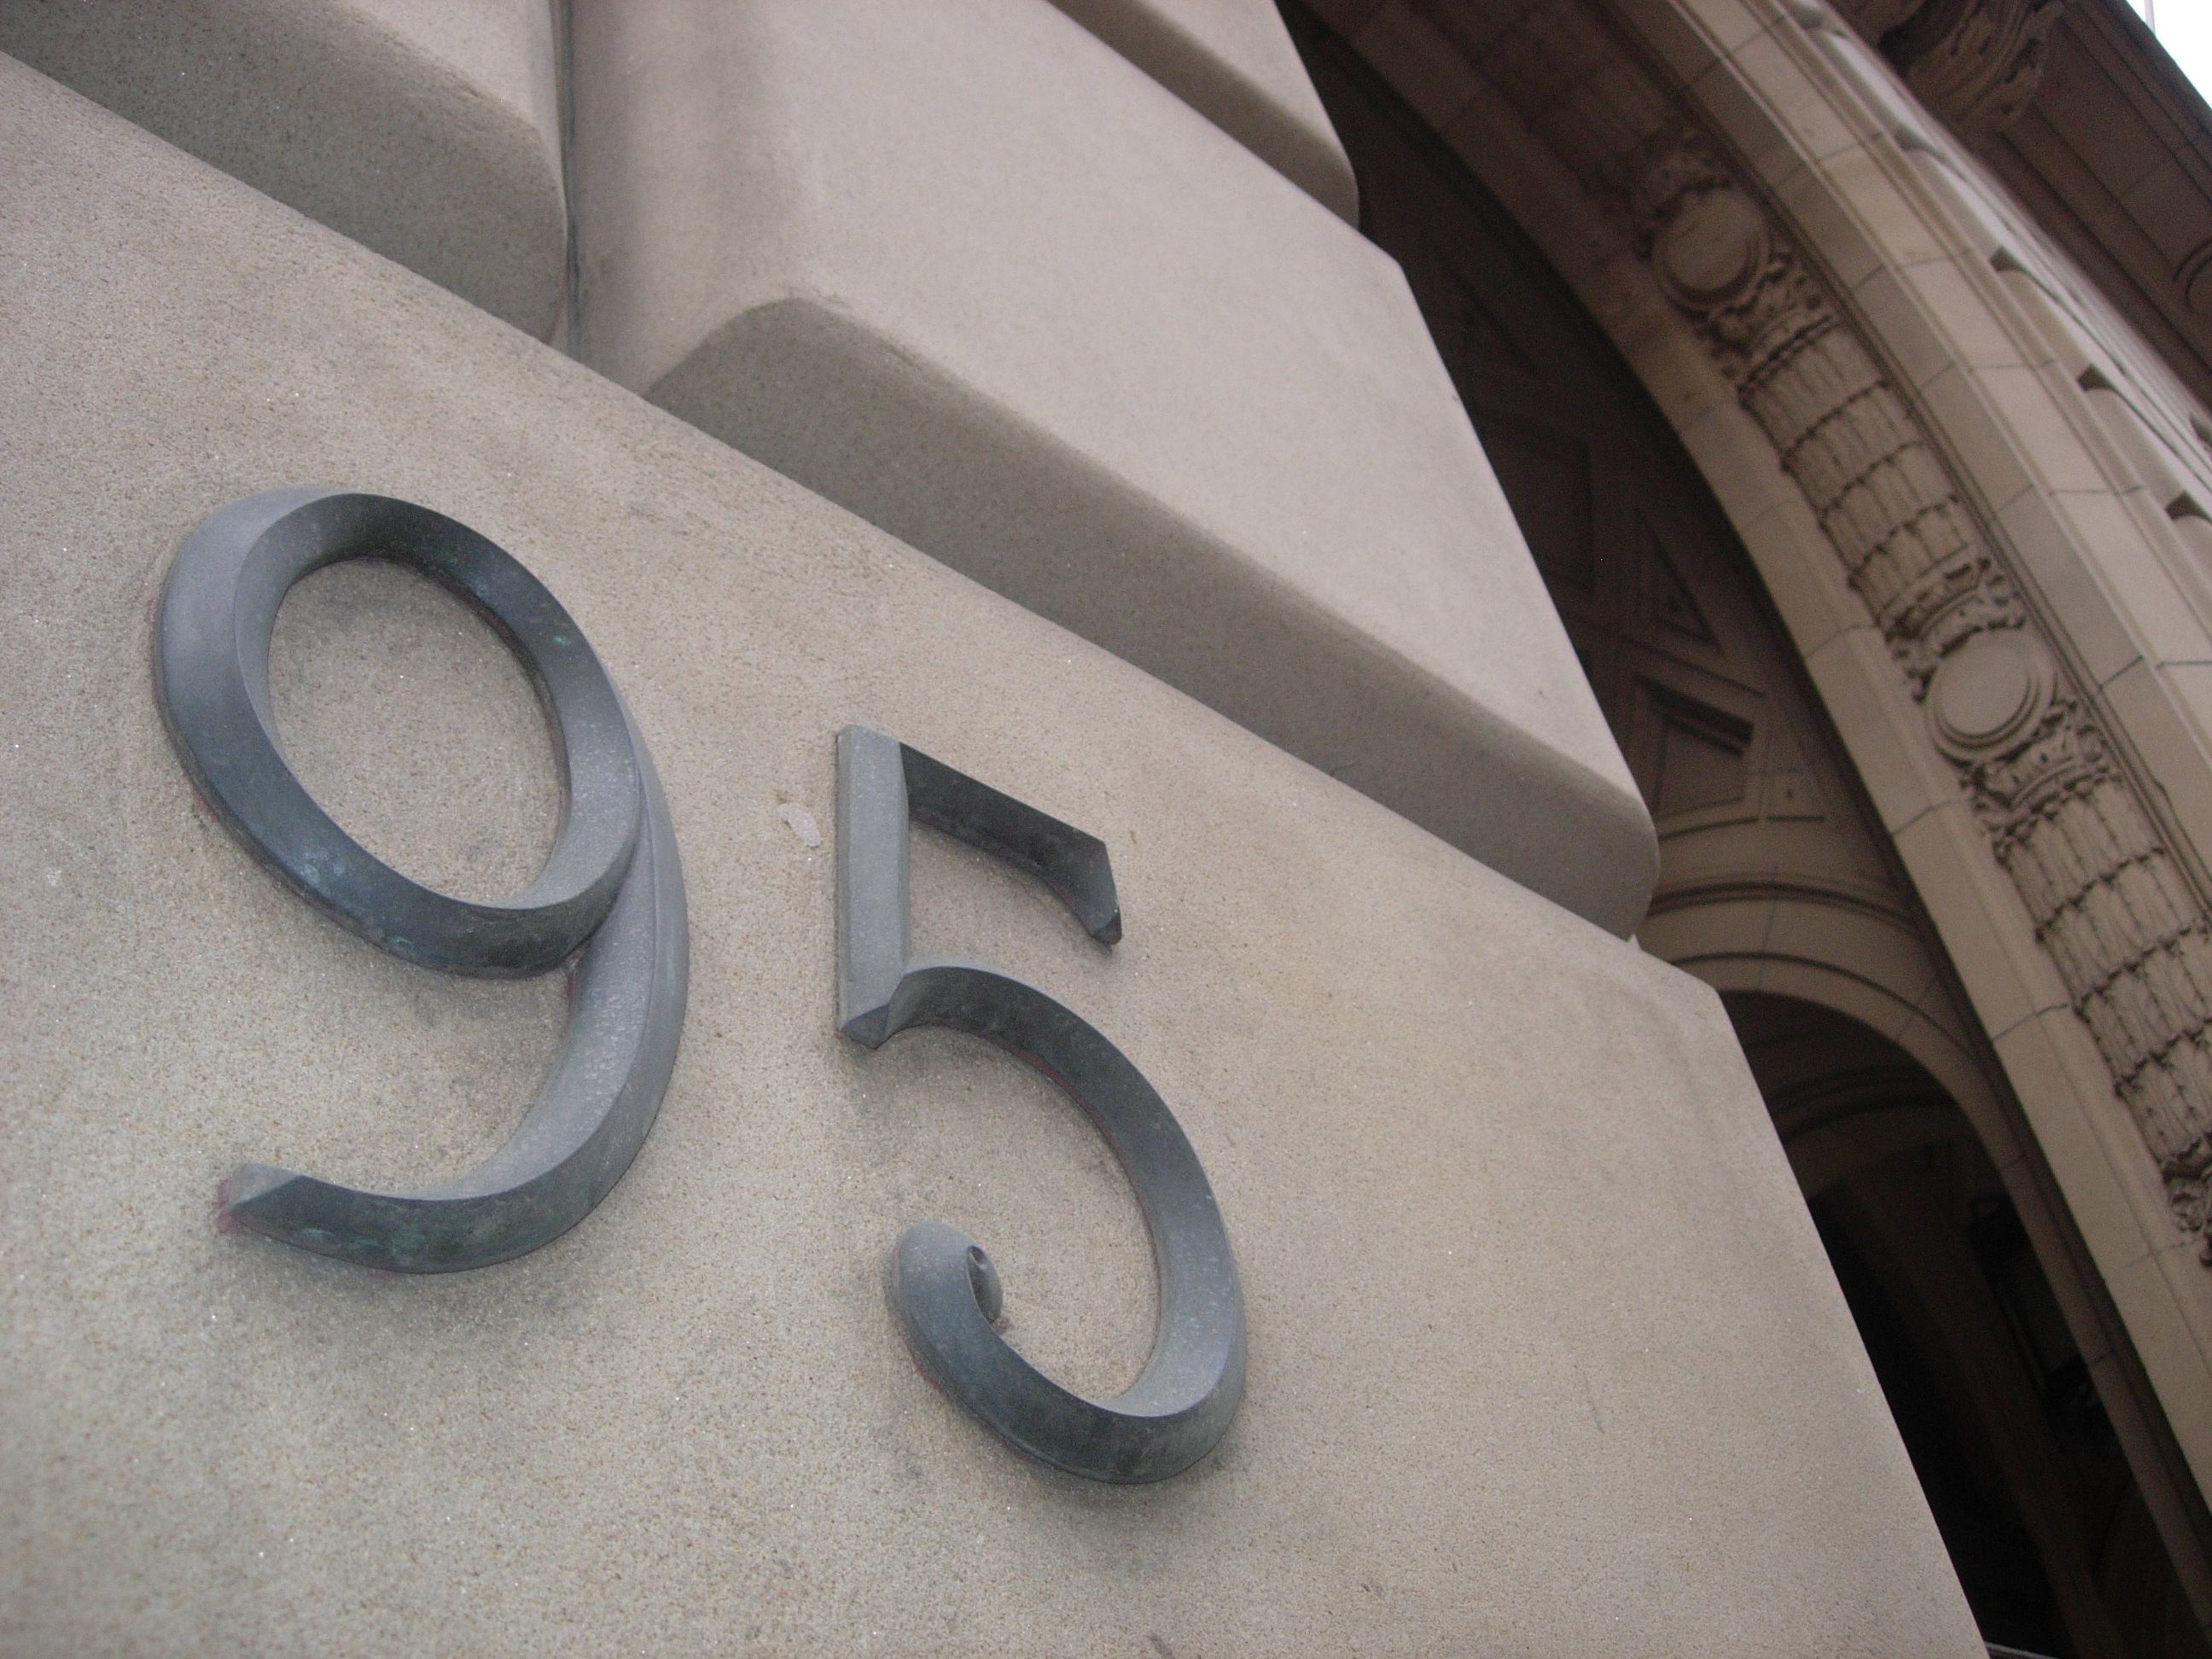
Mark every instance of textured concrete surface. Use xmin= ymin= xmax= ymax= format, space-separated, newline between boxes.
xmin=0 ymin=0 xmax=566 ymax=338
xmin=569 ymin=0 xmax=1657 ymax=939
xmin=0 ymin=59 xmax=1981 ymax=1656
xmin=1045 ymin=0 xmax=1361 ymax=219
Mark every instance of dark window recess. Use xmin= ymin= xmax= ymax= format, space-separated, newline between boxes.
xmin=1641 ymin=515 xmax=1718 ymax=646
xmin=1639 ymin=681 xmax=1751 ymax=816
xmin=1970 ymin=1196 xmax=2114 ymax=1452
xmin=1816 ymin=1201 xmax=2076 ymax=1659
xmin=1474 ymin=413 xmax=1593 ymax=593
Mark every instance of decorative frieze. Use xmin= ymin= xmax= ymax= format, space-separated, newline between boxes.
xmin=1829 ymin=0 xmax=2067 ymax=143
xmin=1885 ymin=0 xmax=2069 ymax=144
xmin=1412 ymin=0 xmax=2212 ymax=1255
xmin=1629 ymin=147 xmax=2212 ymax=1254
xmin=1621 ymin=138 xmax=2027 ymax=678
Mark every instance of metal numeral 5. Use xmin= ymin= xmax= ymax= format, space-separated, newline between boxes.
xmin=835 ymin=725 xmax=1245 ymax=1483
xmin=156 ymin=489 xmax=688 ymax=1272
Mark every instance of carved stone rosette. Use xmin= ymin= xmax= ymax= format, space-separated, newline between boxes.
xmin=1412 ymin=0 xmax=2212 ymax=1257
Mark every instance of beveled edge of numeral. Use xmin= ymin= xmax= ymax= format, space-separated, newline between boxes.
xmin=835 ymin=725 xmax=1118 ymax=1046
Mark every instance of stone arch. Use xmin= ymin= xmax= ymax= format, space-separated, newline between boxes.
xmin=1287 ymin=0 xmax=2212 ymax=1636
xmin=1736 ymin=988 xmax=2204 ymax=1658
xmin=1289 ymin=0 xmax=1993 ymax=1103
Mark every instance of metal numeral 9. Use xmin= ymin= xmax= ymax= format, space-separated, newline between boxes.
xmin=156 ymin=489 xmax=688 ymax=1272
xmin=835 ymin=725 xmax=1245 ymax=1483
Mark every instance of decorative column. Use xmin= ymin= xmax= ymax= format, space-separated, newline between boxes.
xmin=1628 ymin=131 xmax=2212 ymax=1254
xmin=1411 ymin=0 xmax=2212 ymax=1254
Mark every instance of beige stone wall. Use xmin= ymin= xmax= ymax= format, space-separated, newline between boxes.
xmin=0 ymin=0 xmax=1659 ymax=939
xmin=0 ymin=0 xmax=568 ymax=341
xmin=565 ymin=0 xmax=1656 ymax=940
xmin=1045 ymin=0 xmax=1365 ymax=218
xmin=0 ymin=56 xmax=1983 ymax=1656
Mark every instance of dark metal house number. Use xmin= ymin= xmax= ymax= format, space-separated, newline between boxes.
xmin=156 ymin=489 xmax=687 ymax=1272
xmin=155 ymin=490 xmax=1243 ymax=1483
xmin=835 ymin=726 xmax=1245 ymax=1482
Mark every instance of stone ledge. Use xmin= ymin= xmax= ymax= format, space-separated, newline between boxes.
xmin=569 ymin=0 xmax=1656 ymax=935
xmin=0 ymin=0 xmax=566 ymax=339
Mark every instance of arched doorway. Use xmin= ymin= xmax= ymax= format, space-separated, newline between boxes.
xmin=1738 ymin=990 xmax=2203 ymax=1658
xmin=1286 ymin=6 xmax=2210 ymax=1652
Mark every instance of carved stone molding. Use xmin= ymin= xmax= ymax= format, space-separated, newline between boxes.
xmin=1412 ymin=0 xmax=2212 ymax=1258
xmin=1888 ymin=0 xmax=2068 ymax=144
xmin=2182 ymin=240 xmax=2212 ymax=323
xmin=1634 ymin=152 xmax=2212 ymax=1256
xmin=1832 ymin=0 xmax=2069 ymax=143
xmin=1926 ymin=628 xmax=2050 ymax=762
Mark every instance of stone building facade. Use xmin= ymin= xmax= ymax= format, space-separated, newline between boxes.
xmin=1288 ymin=3 xmax=2212 ymax=1652
xmin=8 ymin=0 xmax=2212 ymax=1653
